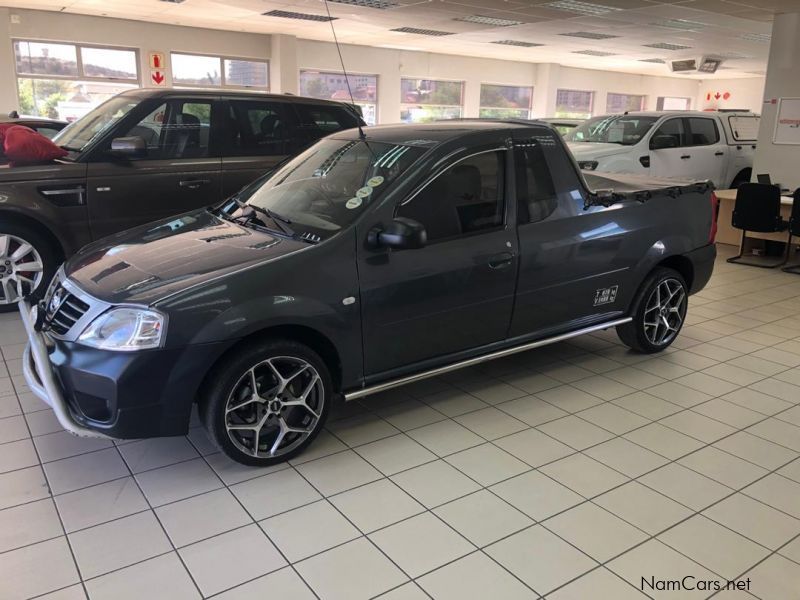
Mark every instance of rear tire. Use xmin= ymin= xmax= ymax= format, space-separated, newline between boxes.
xmin=0 ymin=224 xmax=57 ymax=313
xmin=200 ymin=338 xmax=331 ymax=466
xmin=617 ymin=267 xmax=687 ymax=354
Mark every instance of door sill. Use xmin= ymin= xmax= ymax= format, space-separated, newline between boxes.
xmin=344 ymin=317 xmax=632 ymax=401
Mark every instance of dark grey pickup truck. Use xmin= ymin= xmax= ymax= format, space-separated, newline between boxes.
xmin=20 ymin=120 xmax=717 ymax=466
xmin=0 ymin=89 xmax=364 ymax=311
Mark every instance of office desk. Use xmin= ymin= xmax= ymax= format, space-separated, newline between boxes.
xmin=715 ymin=188 xmax=794 ymax=246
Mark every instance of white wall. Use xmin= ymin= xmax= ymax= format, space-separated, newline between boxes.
xmin=696 ymin=77 xmax=766 ymax=113
xmin=753 ymin=12 xmax=800 ymax=189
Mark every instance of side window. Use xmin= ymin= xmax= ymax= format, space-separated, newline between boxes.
xmin=687 ymin=118 xmax=719 ymax=146
xmin=227 ymin=100 xmax=291 ymax=156
xmin=295 ymin=104 xmax=357 ymax=133
xmin=33 ymin=126 xmax=61 ymax=139
xmin=650 ymin=118 xmax=687 ymax=149
xmin=397 ymin=151 xmax=505 ymax=243
xmin=122 ymin=100 xmax=212 ymax=160
xmin=515 ymin=143 xmax=557 ymax=225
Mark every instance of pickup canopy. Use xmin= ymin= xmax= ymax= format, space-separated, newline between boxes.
xmin=583 ymin=171 xmax=713 ymax=207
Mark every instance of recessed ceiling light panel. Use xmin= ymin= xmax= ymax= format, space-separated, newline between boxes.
xmin=560 ymin=31 xmax=619 ymax=40
xmin=262 ymin=9 xmax=335 ymax=22
xmin=638 ymin=58 xmax=666 ymax=64
xmin=491 ymin=40 xmax=545 ymax=47
xmin=573 ymin=50 xmax=617 ymax=56
xmin=455 ymin=15 xmax=523 ymax=27
xmin=739 ymin=32 xmax=771 ymax=43
xmin=327 ymin=0 xmax=399 ymax=8
xmin=543 ymin=0 xmax=622 ymax=16
xmin=650 ymin=19 xmax=707 ymax=31
xmin=390 ymin=27 xmax=455 ymax=36
xmin=644 ymin=42 xmax=692 ymax=51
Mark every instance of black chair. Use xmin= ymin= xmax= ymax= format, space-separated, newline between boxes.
xmin=782 ymin=189 xmax=800 ymax=274
xmin=727 ymin=183 xmax=791 ymax=268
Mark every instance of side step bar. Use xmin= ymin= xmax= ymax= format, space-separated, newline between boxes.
xmin=344 ymin=317 xmax=632 ymax=401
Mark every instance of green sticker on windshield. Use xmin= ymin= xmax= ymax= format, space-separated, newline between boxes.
xmin=356 ymin=186 xmax=373 ymax=199
xmin=345 ymin=197 xmax=362 ymax=209
xmin=367 ymin=176 xmax=384 ymax=188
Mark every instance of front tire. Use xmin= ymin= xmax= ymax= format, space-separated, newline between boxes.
xmin=200 ymin=339 xmax=331 ymax=466
xmin=0 ymin=225 xmax=57 ymax=313
xmin=617 ymin=267 xmax=688 ymax=353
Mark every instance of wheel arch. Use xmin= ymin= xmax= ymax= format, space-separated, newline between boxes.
xmin=730 ymin=167 xmax=751 ymax=188
xmin=0 ymin=210 xmax=65 ymax=263
xmin=655 ymin=254 xmax=694 ymax=291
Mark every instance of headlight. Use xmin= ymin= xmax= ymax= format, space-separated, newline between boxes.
xmin=578 ymin=160 xmax=599 ymax=171
xmin=78 ymin=307 xmax=165 ymax=351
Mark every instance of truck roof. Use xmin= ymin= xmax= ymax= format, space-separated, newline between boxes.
xmin=115 ymin=88 xmax=356 ymax=108
xmin=617 ymin=110 xmax=758 ymax=118
xmin=333 ymin=119 xmax=553 ymax=145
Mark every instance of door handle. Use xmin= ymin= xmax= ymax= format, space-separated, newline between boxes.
xmin=680 ymin=155 xmax=691 ymax=160
xmin=488 ymin=252 xmax=514 ymax=270
xmin=179 ymin=179 xmax=211 ymax=190
xmin=714 ymin=151 xmax=724 ymax=156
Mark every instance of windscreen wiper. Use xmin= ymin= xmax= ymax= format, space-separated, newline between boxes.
xmin=230 ymin=198 xmax=295 ymax=237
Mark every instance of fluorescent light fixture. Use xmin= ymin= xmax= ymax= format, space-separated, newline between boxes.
xmin=262 ymin=9 xmax=335 ymax=22
xmin=644 ymin=42 xmax=692 ymax=51
xmin=491 ymin=40 xmax=545 ymax=47
xmin=543 ymin=1 xmax=623 ymax=16
xmin=573 ymin=50 xmax=617 ymax=56
xmin=455 ymin=15 xmax=523 ymax=27
xmin=327 ymin=0 xmax=399 ymax=8
xmin=390 ymin=27 xmax=455 ymax=36
xmin=560 ymin=31 xmax=619 ymax=40
xmin=651 ymin=19 xmax=707 ymax=31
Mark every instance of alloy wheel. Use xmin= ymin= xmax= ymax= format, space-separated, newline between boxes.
xmin=0 ymin=234 xmax=44 ymax=305
xmin=224 ymin=356 xmax=324 ymax=459
xmin=643 ymin=277 xmax=686 ymax=347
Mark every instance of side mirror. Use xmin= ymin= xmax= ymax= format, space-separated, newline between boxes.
xmin=369 ymin=217 xmax=426 ymax=250
xmin=110 ymin=136 xmax=146 ymax=158
xmin=650 ymin=135 xmax=678 ymax=150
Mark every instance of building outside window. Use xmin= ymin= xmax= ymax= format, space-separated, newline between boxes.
xmin=14 ymin=40 xmax=139 ymax=121
xmin=299 ymin=70 xmax=378 ymax=125
xmin=401 ymin=78 xmax=463 ymax=123
xmin=479 ymin=84 xmax=533 ymax=119
xmin=555 ymin=89 xmax=594 ymax=119
xmin=657 ymin=96 xmax=691 ymax=110
xmin=606 ymin=92 xmax=646 ymax=114
xmin=171 ymin=53 xmax=269 ymax=90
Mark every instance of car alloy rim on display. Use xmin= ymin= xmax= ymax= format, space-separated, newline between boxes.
xmin=225 ymin=356 xmax=324 ymax=458
xmin=0 ymin=234 xmax=44 ymax=305
xmin=643 ymin=277 xmax=686 ymax=347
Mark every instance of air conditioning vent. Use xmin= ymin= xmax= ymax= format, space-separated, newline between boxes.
xmin=455 ymin=15 xmax=523 ymax=27
xmin=262 ymin=9 xmax=336 ymax=22
xmin=390 ymin=27 xmax=455 ymax=36
xmin=327 ymin=0 xmax=398 ymax=8
xmin=560 ymin=31 xmax=618 ymax=40
xmin=669 ymin=59 xmax=697 ymax=72
xmin=644 ymin=42 xmax=692 ymax=51
xmin=667 ymin=56 xmax=723 ymax=73
xmin=698 ymin=57 xmax=722 ymax=73
xmin=573 ymin=50 xmax=617 ymax=57
xmin=491 ymin=40 xmax=544 ymax=47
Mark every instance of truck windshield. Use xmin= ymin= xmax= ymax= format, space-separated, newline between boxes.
xmin=237 ymin=138 xmax=427 ymax=239
xmin=565 ymin=115 xmax=658 ymax=145
xmin=53 ymin=96 xmax=138 ymax=152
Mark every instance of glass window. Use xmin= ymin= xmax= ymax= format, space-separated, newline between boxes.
xmin=606 ymin=93 xmax=645 ymax=114
xmin=172 ymin=53 xmax=221 ymax=86
xmin=398 ymin=151 xmax=505 ymax=242
xmin=651 ymin=118 xmax=687 ymax=148
xmin=227 ymin=100 xmax=291 ymax=156
xmin=14 ymin=41 xmax=79 ymax=77
xmin=299 ymin=70 xmax=377 ymax=125
xmin=81 ymin=47 xmax=137 ymax=80
xmin=515 ymin=144 xmax=557 ymax=225
xmin=54 ymin=95 xmax=139 ymax=151
xmin=555 ymin=89 xmax=594 ymax=119
xmin=401 ymin=78 xmax=463 ymax=123
xmin=13 ymin=40 xmax=140 ymax=120
xmin=729 ymin=116 xmax=759 ymax=141
xmin=479 ymin=84 xmax=533 ymax=119
xmin=657 ymin=96 xmax=691 ymax=111
xmin=120 ymin=100 xmax=212 ymax=160
xmin=565 ymin=115 xmax=658 ymax=146
xmin=688 ymin=118 xmax=719 ymax=145
xmin=293 ymin=103 xmax=360 ymax=151
xmin=224 ymin=59 xmax=269 ymax=88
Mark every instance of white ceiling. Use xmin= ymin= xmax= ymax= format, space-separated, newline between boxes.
xmin=5 ymin=0 xmax=797 ymax=78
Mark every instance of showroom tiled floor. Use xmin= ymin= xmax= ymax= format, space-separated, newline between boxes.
xmin=1 ymin=244 xmax=800 ymax=600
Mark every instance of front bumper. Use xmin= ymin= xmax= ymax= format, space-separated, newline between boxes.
xmin=19 ymin=298 xmax=228 ymax=439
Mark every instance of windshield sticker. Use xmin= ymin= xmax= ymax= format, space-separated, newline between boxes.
xmin=356 ymin=186 xmax=373 ymax=199
xmin=345 ymin=197 xmax=363 ymax=209
xmin=367 ymin=176 xmax=385 ymax=188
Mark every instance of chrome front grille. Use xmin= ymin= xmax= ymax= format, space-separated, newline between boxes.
xmin=46 ymin=289 xmax=90 ymax=335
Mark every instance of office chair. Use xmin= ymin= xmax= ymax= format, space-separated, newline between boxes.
xmin=782 ymin=189 xmax=800 ymax=274
xmin=727 ymin=183 xmax=791 ymax=268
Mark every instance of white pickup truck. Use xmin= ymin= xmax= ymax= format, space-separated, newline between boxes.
xmin=565 ymin=110 xmax=759 ymax=189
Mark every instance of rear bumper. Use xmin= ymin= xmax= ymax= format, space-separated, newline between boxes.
xmin=19 ymin=298 xmax=227 ymax=439
xmin=687 ymin=243 xmax=716 ymax=294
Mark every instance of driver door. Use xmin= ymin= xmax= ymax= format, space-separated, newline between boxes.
xmin=648 ymin=117 xmax=690 ymax=180
xmin=357 ymin=145 xmax=519 ymax=378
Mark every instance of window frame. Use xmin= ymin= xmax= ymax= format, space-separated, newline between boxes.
xmin=686 ymin=117 xmax=720 ymax=146
xmin=605 ymin=92 xmax=646 ymax=114
xmin=13 ymin=39 xmax=140 ymax=84
xmin=479 ymin=83 xmax=533 ymax=119
xmin=728 ymin=115 xmax=759 ymax=142
xmin=170 ymin=51 xmax=269 ymax=90
xmin=650 ymin=116 xmax=689 ymax=149
xmin=396 ymin=146 xmax=509 ymax=244
xmin=298 ymin=69 xmax=378 ymax=125
xmin=400 ymin=77 xmax=465 ymax=123
xmin=555 ymin=89 xmax=595 ymax=119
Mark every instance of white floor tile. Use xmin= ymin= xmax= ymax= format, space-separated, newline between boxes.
xmin=156 ymin=488 xmax=251 ymax=547
xmin=0 ymin=537 xmax=80 ymax=600
xmin=433 ymin=490 xmax=533 ymax=547
xmin=84 ymin=552 xmax=199 ymax=600
xmin=418 ymin=551 xmax=537 ymax=600
xmin=330 ymin=479 xmax=424 ymax=533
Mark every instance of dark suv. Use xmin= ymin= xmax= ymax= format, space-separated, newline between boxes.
xmin=0 ymin=89 xmax=364 ymax=311
xmin=20 ymin=120 xmax=717 ymax=466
